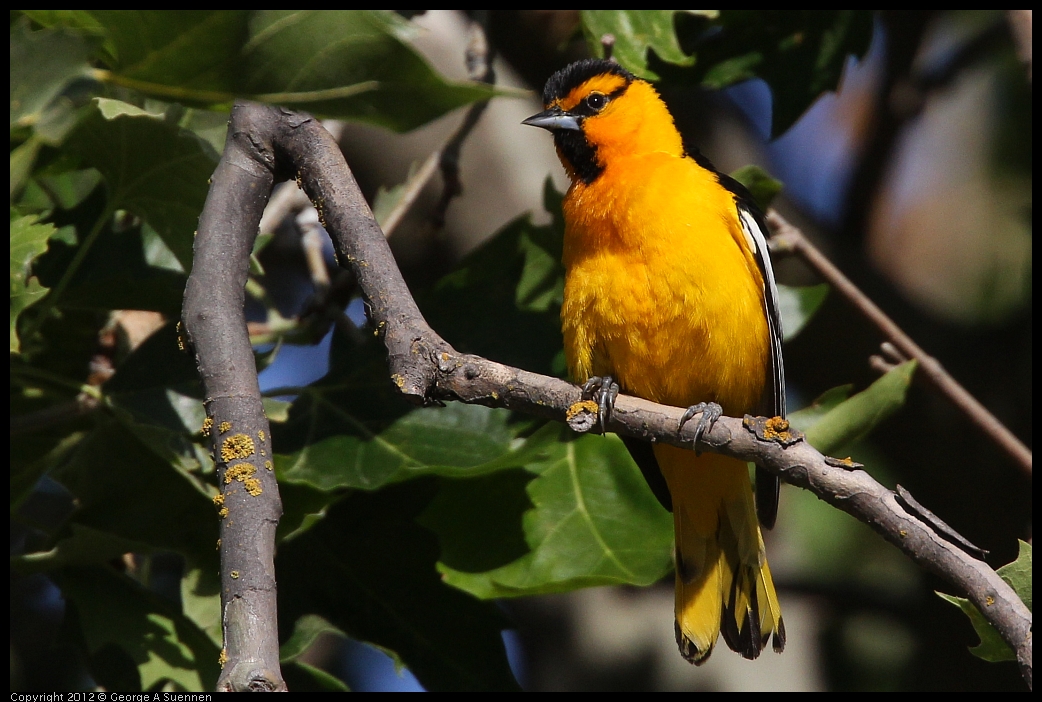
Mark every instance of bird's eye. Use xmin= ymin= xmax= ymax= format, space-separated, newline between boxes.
xmin=586 ymin=92 xmax=607 ymax=111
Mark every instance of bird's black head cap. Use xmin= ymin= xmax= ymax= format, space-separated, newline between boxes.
xmin=542 ymin=58 xmax=635 ymax=106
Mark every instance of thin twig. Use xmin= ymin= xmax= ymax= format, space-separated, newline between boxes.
xmin=766 ymin=210 xmax=1032 ymax=476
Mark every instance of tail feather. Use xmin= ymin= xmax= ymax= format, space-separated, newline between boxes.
xmin=655 ymin=446 xmax=784 ymax=664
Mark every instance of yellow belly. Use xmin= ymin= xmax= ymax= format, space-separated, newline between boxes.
xmin=560 ymin=152 xmax=769 ymax=415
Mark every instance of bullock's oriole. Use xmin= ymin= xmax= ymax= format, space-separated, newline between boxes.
xmin=524 ymin=59 xmax=786 ymax=664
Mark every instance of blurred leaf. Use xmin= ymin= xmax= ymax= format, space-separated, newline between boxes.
xmin=685 ymin=10 xmax=874 ymax=137
xmin=729 ymin=164 xmax=783 ymax=210
xmin=62 ymin=565 xmax=221 ymax=691
xmin=275 ymin=479 xmax=343 ymax=543
xmin=581 ymin=10 xmax=706 ymax=79
xmin=372 ymin=159 xmax=424 ymax=230
xmin=33 ymin=168 xmax=103 ymax=211
xmin=788 ymin=384 xmax=854 ymax=432
xmin=276 ymin=480 xmax=520 ymax=691
xmin=283 ymin=661 xmax=351 ymax=692
xmin=425 ymin=430 xmax=673 ymax=599
xmin=13 ymin=524 xmax=157 ymax=574
xmin=280 ymin=614 xmax=345 ymax=662
xmin=799 ymin=360 xmax=917 ymax=455
xmin=10 ymin=19 xmax=97 ymax=129
xmin=48 ymin=223 xmax=189 ymax=315
xmin=10 ymin=214 xmax=55 ymax=353
xmin=180 ymin=567 xmax=221 ymax=648
xmin=63 ymin=98 xmax=218 ymax=271
xmin=778 ymin=283 xmax=829 ymax=342
xmin=85 ymin=10 xmax=498 ymax=131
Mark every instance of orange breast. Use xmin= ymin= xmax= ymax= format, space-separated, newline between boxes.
xmin=560 ymin=152 xmax=769 ymax=416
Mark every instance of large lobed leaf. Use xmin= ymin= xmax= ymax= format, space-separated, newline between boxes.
xmin=82 ymin=10 xmax=498 ymax=131
xmin=421 ymin=428 xmax=673 ymax=599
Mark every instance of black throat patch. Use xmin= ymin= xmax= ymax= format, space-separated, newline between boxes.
xmin=555 ymin=129 xmax=603 ymax=185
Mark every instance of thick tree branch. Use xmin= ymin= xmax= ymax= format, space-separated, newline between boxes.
xmin=186 ymin=103 xmax=1032 ymax=690
xmin=182 ymin=105 xmax=285 ymax=692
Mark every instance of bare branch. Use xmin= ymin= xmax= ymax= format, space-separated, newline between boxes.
xmin=182 ymin=104 xmax=285 ymax=692
xmin=767 ymin=210 xmax=1032 ymax=477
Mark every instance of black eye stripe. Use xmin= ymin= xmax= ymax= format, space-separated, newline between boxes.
xmin=570 ymin=83 xmax=630 ymax=118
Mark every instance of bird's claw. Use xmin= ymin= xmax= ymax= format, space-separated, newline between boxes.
xmin=678 ymin=402 xmax=723 ymax=456
xmin=582 ymin=375 xmax=620 ymax=434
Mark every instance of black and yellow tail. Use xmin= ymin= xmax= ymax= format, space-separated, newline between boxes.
xmin=654 ymin=445 xmax=785 ymax=664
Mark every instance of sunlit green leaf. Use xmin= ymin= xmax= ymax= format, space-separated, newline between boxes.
xmin=581 ymin=10 xmax=705 ymax=79
xmin=63 ymin=98 xmax=217 ymax=271
xmin=276 ymin=403 xmax=544 ymax=492
xmin=425 ymin=430 xmax=673 ymax=599
xmin=936 ymin=541 xmax=1030 ymax=663
xmin=10 ymin=214 xmax=55 ymax=352
xmin=87 ymin=10 xmax=498 ymax=131
xmin=997 ymin=540 xmax=1031 ymax=612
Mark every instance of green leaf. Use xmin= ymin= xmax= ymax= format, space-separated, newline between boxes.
xmin=729 ymin=164 xmax=783 ymax=210
xmin=936 ymin=542 xmax=1031 ymax=663
xmin=936 ymin=593 xmax=1016 ymax=663
xmin=91 ymin=10 xmax=249 ymax=91
xmin=61 ymin=565 xmax=221 ymax=691
xmin=276 ymin=402 xmax=542 ymax=492
xmin=88 ymin=10 xmax=498 ymax=132
xmin=777 ymin=283 xmax=829 ymax=342
xmin=581 ymin=10 xmax=705 ymax=80
xmin=13 ymin=524 xmax=158 ymax=574
xmin=424 ymin=430 xmax=673 ymax=599
xmin=63 ymin=97 xmax=218 ymax=272
xmin=685 ymin=10 xmax=874 ymax=137
xmin=10 ymin=19 xmax=97 ymax=129
xmin=997 ymin=540 xmax=1031 ymax=612
xmin=180 ymin=567 xmax=221 ymax=648
xmin=276 ymin=480 xmax=520 ymax=691
xmin=788 ymin=384 xmax=854 ymax=433
xmin=280 ymin=614 xmax=345 ymax=662
xmin=419 ymin=212 xmax=565 ymax=376
xmin=283 ymin=661 xmax=351 ymax=692
xmin=47 ymin=419 xmax=218 ymax=572
xmin=797 ymin=360 xmax=917 ymax=456
xmin=10 ymin=214 xmax=55 ymax=353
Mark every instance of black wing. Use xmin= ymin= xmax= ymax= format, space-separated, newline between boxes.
xmin=732 ymin=189 xmax=785 ymax=529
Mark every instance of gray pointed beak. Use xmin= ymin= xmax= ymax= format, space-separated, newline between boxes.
xmin=522 ymin=107 xmax=580 ymax=132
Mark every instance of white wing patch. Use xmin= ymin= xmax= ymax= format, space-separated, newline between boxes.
xmin=738 ymin=206 xmax=785 ymax=417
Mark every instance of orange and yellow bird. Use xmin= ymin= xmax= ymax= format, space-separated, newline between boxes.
xmin=524 ymin=59 xmax=786 ymax=664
